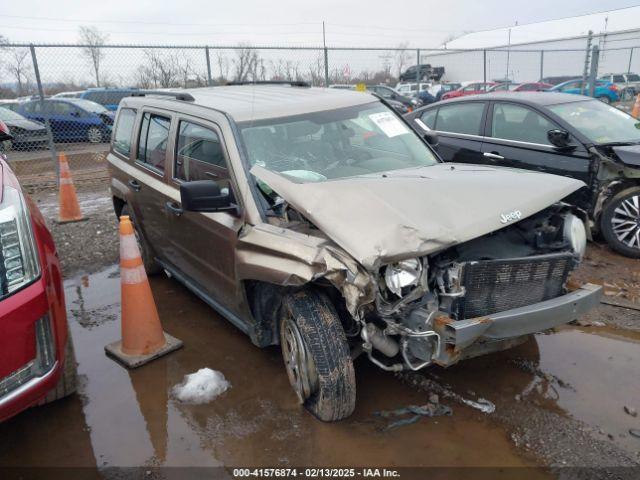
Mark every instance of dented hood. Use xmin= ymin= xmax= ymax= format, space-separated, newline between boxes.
xmin=251 ymin=164 xmax=584 ymax=270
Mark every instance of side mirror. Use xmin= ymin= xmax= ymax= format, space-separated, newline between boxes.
xmin=547 ymin=129 xmax=573 ymax=149
xmin=70 ymin=111 xmax=81 ymax=117
xmin=180 ymin=180 xmax=237 ymax=213
xmin=423 ymin=130 xmax=439 ymax=146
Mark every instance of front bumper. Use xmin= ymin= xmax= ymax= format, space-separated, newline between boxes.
xmin=432 ymin=283 xmax=603 ymax=366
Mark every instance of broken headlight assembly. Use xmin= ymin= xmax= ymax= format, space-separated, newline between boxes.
xmin=0 ymin=185 xmax=40 ymax=299
xmin=563 ymin=213 xmax=587 ymax=259
xmin=384 ymin=258 xmax=422 ymax=297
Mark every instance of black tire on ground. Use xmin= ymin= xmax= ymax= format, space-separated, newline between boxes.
xmin=40 ymin=338 xmax=77 ymax=405
xmin=281 ymin=290 xmax=356 ymax=422
xmin=597 ymin=95 xmax=611 ymax=104
xmin=600 ymin=186 xmax=640 ymax=258
xmin=120 ymin=205 xmax=163 ymax=275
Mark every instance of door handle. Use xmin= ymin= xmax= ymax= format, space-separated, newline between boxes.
xmin=165 ymin=201 xmax=183 ymax=216
xmin=128 ymin=179 xmax=141 ymax=192
xmin=483 ymin=152 xmax=504 ymax=160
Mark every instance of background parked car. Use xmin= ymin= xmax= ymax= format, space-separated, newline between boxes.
xmin=0 ymin=125 xmax=77 ymax=422
xmin=540 ymin=76 xmax=580 ymax=86
xmin=405 ymin=92 xmax=640 ymax=257
xmin=598 ymin=73 xmax=640 ymax=100
xmin=487 ymin=82 xmax=553 ymax=93
xmin=399 ymin=64 xmax=445 ymax=82
xmin=79 ymin=88 xmax=141 ymax=111
xmin=549 ymin=79 xmax=619 ymax=103
xmin=52 ymin=90 xmax=85 ymax=99
xmin=16 ymin=98 xmax=114 ymax=143
xmin=0 ymin=107 xmax=47 ymax=151
xmin=395 ymin=82 xmax=431 ymax=97
xmin=366 ymin=85 xmax=420 ymax=110
xmin=429 ymin=82 xmax=462 ymax=101
xmin=441 ymin=82 xmax=497 ymax=100
xmin=0 ymin=101 xmax=22 ymax=112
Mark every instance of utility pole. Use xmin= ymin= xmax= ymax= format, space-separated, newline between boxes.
xmin=323 ymin=21 xmax=329 ymax=87
xmin=505 ymin=28 xmax=511 ymax=82
xmin=581 ymin=31 xmax=593 ymax=95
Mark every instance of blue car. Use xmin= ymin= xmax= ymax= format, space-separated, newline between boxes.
xmin=17 ymin=98 xmax=114 ymax=143
xmin=79 ymin=88 xmax=141 ymax=111
xmin=549 ymin=79 xmax=620 ymax=103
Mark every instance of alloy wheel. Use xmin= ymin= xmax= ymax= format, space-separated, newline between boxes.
xmin=87 ymin=127 xmax=102 ymax=143
xmin=280 ymin=316 xmax=318 ymax=404
xmin=611 ymin=194 xmax=640 ymax=250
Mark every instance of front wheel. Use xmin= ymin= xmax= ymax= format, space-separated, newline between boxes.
xmin=597 ymin=95 xmax=611 ymax=104
xmin=87 ymin=126 xmax=103 ymax=143
xmin=601 ymin=186 xmax=640 ymax=258
xmin=280 ymin=290 xmax=356 ymax=422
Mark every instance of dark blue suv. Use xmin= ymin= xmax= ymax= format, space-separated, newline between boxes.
xmin=17 ymin=99 xmax=114 ymax=143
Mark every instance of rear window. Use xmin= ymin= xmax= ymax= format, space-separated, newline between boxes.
xmin=113 ymin=108 xmax=136 ymax=157
xmin=627 ymin=74 xmax=640 ymax=82
xmin=137 ymin=112 xmax=170 ymax=172
xmin=435 ymin=103 xmax=485 ymax=135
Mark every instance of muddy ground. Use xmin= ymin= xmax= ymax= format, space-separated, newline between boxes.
xmin=1 ymin=186 xmax=639 ymax=479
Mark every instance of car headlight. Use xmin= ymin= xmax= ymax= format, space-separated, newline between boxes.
xmin=0 ymin=185 xmax=40 ymax=298
xmin=563 ymin=213 xmax=587 ymax=259
xmin=384 ymin=258 xmax=422 ymax=297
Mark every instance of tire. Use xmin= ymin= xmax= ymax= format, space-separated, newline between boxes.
xmin=622 ymin=88 xmax=636 ymax=101
xmin=87 ymin=127 xmax=103 ymax=143
xmin=600 ymin=186 xmax=640 ymax=258
xmin=120 ymin=205 xmax=163 ymax=275
xmin=40 ymin=338 xmax=77 ymax=405
xmin=597 ymin=95 xmax=611 ymax=104
xmin=280 ymin=289 xmax=356 ymax=422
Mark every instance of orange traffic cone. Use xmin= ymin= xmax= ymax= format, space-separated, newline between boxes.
xmin=57 ymin=153 xmax=84 ymax=223
xmin=105 ymin=216 xmax=182 ymax=368
xmin=632 ymin=94 xmax=640 ymax=119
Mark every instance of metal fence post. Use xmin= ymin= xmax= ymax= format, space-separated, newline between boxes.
xmin=29 ymin=44 xmax=59 ymax=183
xmin=483 ymin=50 xmax=487 ymax=91
xmin=205 ymin=46 xmax=213 ymax=86
xmin=588 ymin=45 xmax=599 ymax=98
xmin=324 ymin=47 xmax=330 ymax=87
xmin=416 ymin=49 xmax=420 ymax=85
xmin=539 ymin=50 xmax=544 ymax=80
xmin=581 ymin=31 xmax=593 ymax=95
xmin=628 ymin=48 xmax=634 ymax=74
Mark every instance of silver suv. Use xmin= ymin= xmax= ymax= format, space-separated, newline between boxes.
xmin=108 ymin=83 xmax=602 ymax=421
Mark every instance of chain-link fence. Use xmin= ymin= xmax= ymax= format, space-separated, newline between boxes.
xmin=0 ymin=41 xmax=639 ymax=189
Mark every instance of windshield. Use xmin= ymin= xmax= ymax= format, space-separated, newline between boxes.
xmin=548 ymin=100 xmax=640 ymax=144
xmin=69 ymin=99 xmax=108 ymax=114
xmin=239 ymin=102 xmax=439 ymax=183
xmin=0 ymin=108 xmax=27 ymax=121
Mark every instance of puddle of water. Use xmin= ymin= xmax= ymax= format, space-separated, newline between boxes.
xmin=33 ymin=191 xmax=112 ymax=219
xmin=0 ymin=265 xmax=549 ymax=474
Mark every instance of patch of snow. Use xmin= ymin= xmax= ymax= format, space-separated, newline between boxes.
xmin=172 ymin=368 xmax=231 ymax=404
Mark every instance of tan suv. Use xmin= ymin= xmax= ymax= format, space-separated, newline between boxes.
xmin=108 ymin=83 xmax=602 ymax=421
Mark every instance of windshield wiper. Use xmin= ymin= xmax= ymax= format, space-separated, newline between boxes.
xmin=598 ymin=141 xmax=640 ymax=147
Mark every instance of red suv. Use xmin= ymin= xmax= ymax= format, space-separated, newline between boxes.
xmin=0 ymin=122 xmax=76 ymax=422
xmin=441 ymin=82 xmax=497 ymax=100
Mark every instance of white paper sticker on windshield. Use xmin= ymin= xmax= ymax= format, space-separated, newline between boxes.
xmin=369 ymin=112 xmax=409 ymax=138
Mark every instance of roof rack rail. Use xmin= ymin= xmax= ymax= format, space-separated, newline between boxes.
xmin=225 ymin=80 xmax=311 ymax=88
xmin=130 ymin=90 xmax=195 ymax=101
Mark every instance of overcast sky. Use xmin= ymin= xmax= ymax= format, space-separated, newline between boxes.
xmin=1 ymin=1 xmax=638 ymax=47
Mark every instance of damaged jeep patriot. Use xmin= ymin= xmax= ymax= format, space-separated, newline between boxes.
xmin=108 ymin=83 xmax=602 ymax=421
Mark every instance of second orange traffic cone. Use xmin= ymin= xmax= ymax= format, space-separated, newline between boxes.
xmin=57 ymin=153 xmax=84 ymax=223
xmin=632 ymin=94 xmax=640 ymax=119
xmin=105 ymin=215 xmax=183 ymax=368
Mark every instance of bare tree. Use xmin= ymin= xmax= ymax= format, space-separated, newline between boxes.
xmin=78 ymin=26 xmax=109 ymax=87
xmin=394 ymin=42 xmax=411 ymax=79
xmin=5 ymin=48 xmax=32 ymax=96
xmin=216 ymin=52 xmax=230 ymax=83
xmin=233 ymin=45 xmax=260 ymax=82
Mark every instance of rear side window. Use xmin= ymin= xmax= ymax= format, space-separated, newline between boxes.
xmin=137 ymin=113 xmax=170 ymax=172
xmin=419 ymin=109 xmax=437 ymax=129
xmin=435 ymin=103 xmax=485 ymax=135
xmin=175 ymin=121 xmax=227 ymax=182
xmin=113 ymin=108 xmax=136 ymax=157
xmin=613 ymin=75 xmax=625 ymax=83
